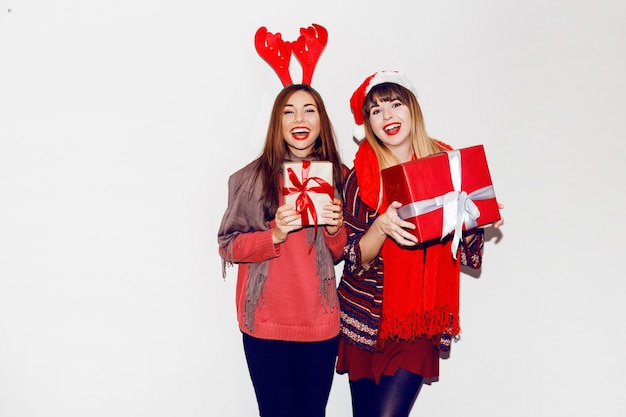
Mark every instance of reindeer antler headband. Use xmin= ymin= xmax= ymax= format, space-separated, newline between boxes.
xmin=254 ymin=23 xmax=328 ymax=86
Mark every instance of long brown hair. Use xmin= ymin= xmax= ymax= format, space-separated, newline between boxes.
xmin=254 ymin=84 xmax=344 ymax=220
xmin=362 ymin=83 xmax=446 ymax=170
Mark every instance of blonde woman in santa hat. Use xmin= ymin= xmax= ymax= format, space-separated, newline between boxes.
xmin=335 ymin=70 xmax=503 ymax=416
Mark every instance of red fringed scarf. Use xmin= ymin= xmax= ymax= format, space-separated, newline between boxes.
xmin=353 ymin=141 xmax=462 ymax=344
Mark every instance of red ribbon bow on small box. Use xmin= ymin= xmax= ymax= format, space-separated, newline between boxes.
xmin=283 ymin=160 xmax=334 ymax=230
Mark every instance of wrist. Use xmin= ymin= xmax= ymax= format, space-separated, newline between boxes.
xmin=373 ymin=218 xmax=387 ymax=237
xmin=325 ymin=223 xmax=342 ymax=236
xmin=272 ymin=228 xmax=286 ymax=244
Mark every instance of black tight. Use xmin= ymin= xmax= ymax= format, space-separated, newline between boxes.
xmin=349 ymin=368 xmax=424 ymax=417
xmin=242 ymin=333 xmax=338 ymax=417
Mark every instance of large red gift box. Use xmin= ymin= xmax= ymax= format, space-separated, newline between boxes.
xmin=283 ymin=160 xmax=334 ymax=227
xmin=381 ymin=145 xmax=500 ymax=252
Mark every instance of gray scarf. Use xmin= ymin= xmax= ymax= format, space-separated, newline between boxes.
xmin=217 ymin=156 xmax=337 ymax=332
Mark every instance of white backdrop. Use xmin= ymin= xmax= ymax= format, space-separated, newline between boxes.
xmin=1 ymin=1 xmax=624 ymax=416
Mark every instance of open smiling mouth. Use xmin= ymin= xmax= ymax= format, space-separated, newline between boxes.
xmin=291 ymin=128 xmax=311 ymax=140
xmin=384 ymin=123 xmax=401 ymax=135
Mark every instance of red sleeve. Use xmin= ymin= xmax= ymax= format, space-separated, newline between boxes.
xmin=459 ymin=229 xmax=485 ymax=269
xmin=219 ymin=229 xmax=281 ymax=264
xmin=323 ymin=226 xmax=347 ymax=262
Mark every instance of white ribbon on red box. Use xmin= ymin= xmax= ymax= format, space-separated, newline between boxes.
xmin=396 ymin=150 xmax=495 ymax=258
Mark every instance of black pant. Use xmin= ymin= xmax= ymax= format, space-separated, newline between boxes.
xmin=242 ymin=333 xmax=339 ymax=417
xmin=349 ymin=368 xmax=424 ymax=417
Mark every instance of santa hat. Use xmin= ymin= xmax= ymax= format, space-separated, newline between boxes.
xmin=350 ymin=70 xmax=418 ymax=140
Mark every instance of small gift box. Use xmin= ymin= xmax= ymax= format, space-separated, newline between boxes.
xmin=283 ymin=160 xmax=334 ymax=226
xmin=381 ymin=145 xmax=500 ymax=256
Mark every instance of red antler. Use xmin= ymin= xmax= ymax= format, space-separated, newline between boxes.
xmin=292 ymin=24 xmax=328 ymax=85
xmin=254 ymin=26 xmax=293 ymax=86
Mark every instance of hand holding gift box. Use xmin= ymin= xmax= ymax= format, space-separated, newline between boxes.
xmin=283 ymin=160 xmax=334 ymax=227
xmin=381 ymin=145 xmax=501 ymax=258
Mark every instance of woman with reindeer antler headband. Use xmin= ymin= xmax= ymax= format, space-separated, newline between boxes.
xmin=217 ymin=24 xmax=347 ymax=417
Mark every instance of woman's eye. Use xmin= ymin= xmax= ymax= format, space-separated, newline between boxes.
xmin=392 ymin=101 xmax=403 ymax=108
xmin=371 ymin=108 xmax=381 ymax=116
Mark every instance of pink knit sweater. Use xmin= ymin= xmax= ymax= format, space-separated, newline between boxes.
xmin=223 ymin=224 xmax=346 ymax=342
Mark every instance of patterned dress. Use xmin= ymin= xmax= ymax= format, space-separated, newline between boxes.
xmin=336 ymin=167 xmax=485 ymax=383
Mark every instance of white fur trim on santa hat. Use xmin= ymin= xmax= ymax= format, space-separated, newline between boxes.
xmin=367 ymin=70 xmax=418 ymax=97
xmin=353 ymin=124 xmax=366 ymax=141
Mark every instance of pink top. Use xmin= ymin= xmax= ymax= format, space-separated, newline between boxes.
xmin=226 ymin=224 xmax=346 ymax=342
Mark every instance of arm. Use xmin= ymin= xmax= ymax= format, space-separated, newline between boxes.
xmin=219 ymin=229 xmax=281 ymax=264
xmin=460 ymin=228 xmax=485 ymax=269
xmin=323 ymin=223 xmax=347 ymax=262
xmin=341 ymin=170 xmax=376 ymax=274
xmin=459 ymin=202 xmax=504 ymax=269
xmin=358 ymin=201 xmax=418 ymax=265
xmin=217 ymin=166 xmax=286 ymax=265
xmin=341 ymin=170 xmax=393 ymax=272
xmin=319 ymin=197 xmax=347 ymax=261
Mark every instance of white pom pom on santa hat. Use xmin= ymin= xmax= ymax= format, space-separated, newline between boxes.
xmin=349 ymin=70 xmax=418 ymax=140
